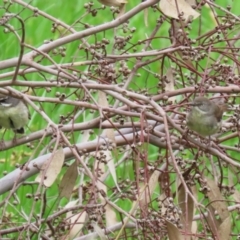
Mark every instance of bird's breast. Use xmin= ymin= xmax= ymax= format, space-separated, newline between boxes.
xmin=186 ymin=108 xmax=220 ymax=136
xmin=0 ymin=102 xmax=29 ymax=130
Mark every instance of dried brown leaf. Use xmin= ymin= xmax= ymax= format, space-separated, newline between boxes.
xmin=178 ymin=184 xmax=194 ymax=240
xmin=69 ymin=210 xmax=87 ymax=238
xmin=59 ymin=160 xmax=78 ymax=199
xmin=106 ymin=150 xmax=121 ymax=192
xmin=35 ymin=148 xmax=65 ymax=187
xmin=97 ymin=173 xmax=107 ymax=204
xmin=166 ymin=220 xmax=184 ymax=240
xmin=218 ymin=216 xmax=231 ymax=240
xmin=139 ymin=170 xmax=160 ymax=209
xmin=98 ymin=90 xmax=116 ymax=144
xmin=160 ymin=0 xmax=200 ymax=20
xmin=190 ymin=185 xmax=198 ymax=240
xmin=97 ymin=167 xmax=118 ymax=227
xmin=98 ymin=90 xmax=109 ymax=107
xmin=206 ymin=205 xmax=220 ymax=238
xmin=231 ymin=190 xmax=240 ymax=202
xmin=158 ymin=193 xmax=167 ymax=218
xmin=64 ymin=200 xmax=88 ymax=238
xmin=228 ymin=167 xmax=234 ymax=189
xmin=92 ymin=222 xmax=108 ymax=240
xmin=206 ymin=178 xmax=229 ymax=221
xmin=99 ymin=91 xmax=120 ymax=192
xmin=191 ymin=221 xmax=198 ymax=240
xmin=165 ymin=68 xmax=176 ymax=102
xmin=186 ymin=0 xmax=197 ymax=5
xmin=105 ymin=203 xmax=118 ymax=227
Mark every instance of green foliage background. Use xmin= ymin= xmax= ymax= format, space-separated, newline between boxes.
xmin=1 ymin=0 xmax=240 ymax=239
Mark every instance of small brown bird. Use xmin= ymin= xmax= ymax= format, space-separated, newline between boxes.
xmin=186 ymin=97 xmax=228 ymax=136
xmin=0 ymin=94 xmax=30 ymax=134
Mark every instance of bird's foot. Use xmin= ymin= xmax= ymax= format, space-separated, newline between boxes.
xmin=0 ymin=140 xmax=6 ymax=151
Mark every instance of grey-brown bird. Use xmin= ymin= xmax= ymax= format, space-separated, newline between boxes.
xmin=0 ymin=94 xmax=30 ymax=134
xmin=186 ymin=97 xmax=228 ymax=137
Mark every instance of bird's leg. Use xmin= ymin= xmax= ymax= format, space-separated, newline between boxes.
xmin=12 ymin=129 xmax=22 ymax=145
xmin=182 ymin=129 xmax=191 ymax=141
xmin=206 ymin=135 xmax=218 ymax=148
xmin=0 ymin=129 xmax=6 ymax=150
xmin=12 ymin=132 xmax=17 ymax=145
